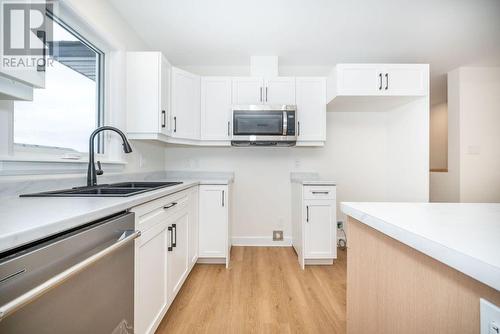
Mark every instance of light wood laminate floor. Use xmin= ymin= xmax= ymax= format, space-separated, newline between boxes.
xmin=156 ymin=246 xmax=346 ymax=334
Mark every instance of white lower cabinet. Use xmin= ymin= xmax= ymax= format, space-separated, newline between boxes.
xmin=166 ymin=210 xmax=189 ymax=301
xmin=304 ymin=200 xmax=336 ymax=259
xmin=198 ymin=185 xmax=231 ymax=267
xmin=132 ymin=187 xmax=197 ymax=334
xmin=135 ymin=220 xmax=168 ymax=334
xmin=292 ymin=183 xmax=337 ymax=269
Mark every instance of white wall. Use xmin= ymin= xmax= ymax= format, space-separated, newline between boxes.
xmin=62 ymin=0 xmax=165 ymax=173
xmin=164 ymin=66 xmax=429 ymax=242
xmin=165 ymin=112 xmax=390 ymax=241
xmin=448 ymin=67 xmax=500 ymax=202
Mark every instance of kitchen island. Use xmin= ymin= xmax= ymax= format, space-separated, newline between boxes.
xmin=341 ymin=202 xmax=500 ymax=334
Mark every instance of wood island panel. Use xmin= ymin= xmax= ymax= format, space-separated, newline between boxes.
xmin=347 ymin=217 xmax=500 ymax=334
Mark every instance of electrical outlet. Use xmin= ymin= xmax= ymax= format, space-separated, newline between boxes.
xmin=481 ymin=299 xmax=500 ymax=334
xmin=273 ymin=230 xmax=283 ymax=241
xmin=337 ymin=221 xmax=343 ymax=229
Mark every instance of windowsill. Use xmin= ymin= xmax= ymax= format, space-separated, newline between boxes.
xmin=0 ymin=155 xmax=127 ymax=165
xmin=0 ymin=154 xmax=127 ymax=176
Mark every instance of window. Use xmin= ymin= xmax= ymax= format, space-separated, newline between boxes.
xmin=13 ymin=12 xmax=104 ymax=153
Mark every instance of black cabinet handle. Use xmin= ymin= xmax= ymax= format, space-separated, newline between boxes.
xmin=163 ymin=202 xmax=177 ymax=210
xmin=227 ymin=121 xmax=230 ymax=136
xmin=379 ymin=73 xmax=383 ymax=90
xmin=298 ymin=121 xmax=300 ymax=136
xmin=312 ymin=191 xmax=329 ymax=195
xmin=37 ymin=30 xmax=46 ymax=72
xmin=385 ymin=73 xmax=389 ymax=90
xmin=222 ymin=190 xmax=225 ymax=207
xmin=260 ymin=87 xmax=263 ymax=102
xmin=306 ymin=206 xmax=309 ymax=222
xmin=173 ymin=116 xmax=177 ymax=133
xmin=172 ymin=224 xmax=177 ymax=247
xmin=161 ymin=110 xmax=166 ymax=128
xmin=265 ymin=86 xmax=268 ymax=102
xmin=167 ymin=226 xmax=173 ymax=251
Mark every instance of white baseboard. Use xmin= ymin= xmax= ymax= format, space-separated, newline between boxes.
xmin=231 ymin=236 xmax=292 ymax=247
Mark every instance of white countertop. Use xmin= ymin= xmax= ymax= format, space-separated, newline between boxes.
xmin=341 ymin=202 xmax=500 ymax=291
xmin=0 ymin=177 xmax=232 ymax=253
xmin=290 ymin=172 xmax=336 ymax=186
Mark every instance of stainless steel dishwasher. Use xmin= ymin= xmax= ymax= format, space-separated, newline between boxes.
xmin=0 ymin=212 xmax=140 ymax=334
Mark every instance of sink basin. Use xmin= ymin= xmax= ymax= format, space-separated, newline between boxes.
xmin=20 ymin=182 xmax=183 ymax=197
xmin=109 ymin=182 xmax=178 ymax=189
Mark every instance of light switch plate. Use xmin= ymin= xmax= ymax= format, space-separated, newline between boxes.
xmin=480 ymin=298 xmax=500 ymax=334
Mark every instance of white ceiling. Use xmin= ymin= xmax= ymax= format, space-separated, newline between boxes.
xmin=108 ymin=0 xmax=500 ymax=104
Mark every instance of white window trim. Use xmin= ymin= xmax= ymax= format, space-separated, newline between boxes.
xmin=0 ymin=1 xmax=128 ymax=174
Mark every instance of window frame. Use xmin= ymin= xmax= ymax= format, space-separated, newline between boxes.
xmin=12 ymin=10 xmax=106 ymax=155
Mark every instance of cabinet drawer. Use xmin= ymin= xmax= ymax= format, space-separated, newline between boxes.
xmin=303 ymin=186 xmax=336 ymax=200
xmin=132 ymin=190 xmax=190 ymax=232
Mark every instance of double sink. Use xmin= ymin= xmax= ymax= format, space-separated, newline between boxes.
xmin=20 ymin=182 xmax=183 ymax=198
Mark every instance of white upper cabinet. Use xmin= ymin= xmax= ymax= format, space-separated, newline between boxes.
xmin=232 ymin=77 xmax=296 ymax=105
xmin=171 ymin=67 xmax=201 ymax=140
xmin=126 ymin=52 xmax=171 ymax=137
xmin=329 ymin=64 xmax=429 ymax=100
xmin=232 ymin=77 xmax=263 ymax=105
xmin=160 ymin=57 xmax=172 ymax=136
xmin=383 ymin=64 xmax=428 ymax=95
xmin=263 ymin=77 xmax=295 ymax=104
xmin=201 ymin=77 xmax=232 ymax=141
xmin=336 ymin=64 xmax=382 ymax=95
xmin=295 ymin=77 xmax=326 ymax=143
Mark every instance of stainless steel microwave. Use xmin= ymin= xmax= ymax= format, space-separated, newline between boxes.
xmin=231 ymin=105 xmax=297 ymax=146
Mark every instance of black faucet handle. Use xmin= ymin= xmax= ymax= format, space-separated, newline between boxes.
xmin=96 ymin=161 xmax=104 ymax=176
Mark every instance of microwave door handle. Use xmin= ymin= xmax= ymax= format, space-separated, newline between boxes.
xmin=283 ymin=111 xmax=287 ymax=136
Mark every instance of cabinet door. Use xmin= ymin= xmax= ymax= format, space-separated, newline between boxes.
xmin=135 ymin=221 xmax=168 ymax=334
xmin=167 ymin=211 xmax=189 ymax=301
xmin=199 ymin=185 xmax=228 ymax=258
xmin=188 ymin=188 xmax=199 ymax=268
xmin=160 ymin=57 xmax=172 ymax=136
xmin=126 ymin=52 xmax=162 ymax=134
xmin=264 ymin=77 xmax=295 ymax=104
xmin=337 ymin=64 xmax=383 ymax=95
xmin=232 ymin=77 xmax=264 ymax=104
xmin=171 ymin=67 xmax=201 ymax=139
xmin=201 ymin=77 xmax=232 ymax=140
xmin=304 ymin=200 xmax=335 ymax=258
xmin=382 ymin=64 xmax=428 ymax=96
xmin=296 ymin=77 xmax=326 ymax=142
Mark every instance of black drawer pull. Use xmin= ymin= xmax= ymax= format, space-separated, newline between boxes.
xmin=163 ymin=202 xmax=177 ymax=210
xmin=312 ymin=191 xmax=329 ymax=195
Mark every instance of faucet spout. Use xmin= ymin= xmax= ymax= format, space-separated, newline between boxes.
xmin=87 ymin=126 xmax=133 ymax=187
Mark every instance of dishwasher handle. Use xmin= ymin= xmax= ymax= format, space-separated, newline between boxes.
xmin=0 ymin=229 xmax=141 ymax=321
